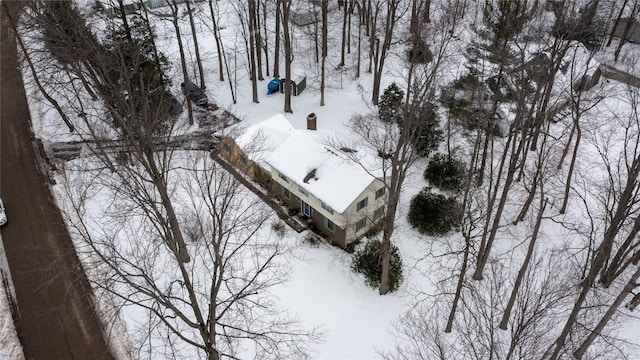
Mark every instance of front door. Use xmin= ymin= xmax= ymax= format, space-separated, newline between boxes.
xmin=301 ymin=200 xmax=313 ymax=218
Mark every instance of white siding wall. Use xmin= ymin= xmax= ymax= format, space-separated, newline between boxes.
xmin=269 ymin=168 xmax=388 ymax=244
xmin=341 ymin=179 xmax=387 ymax=244
xmin=270 ymin=168 xmax=344 ymax=225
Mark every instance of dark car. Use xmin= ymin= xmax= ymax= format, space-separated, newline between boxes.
xmin=181 ymin=80 xmax=208 ymax=107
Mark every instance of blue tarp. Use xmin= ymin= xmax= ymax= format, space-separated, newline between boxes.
xmin=267 ymin=78 xmax=281 ymax=95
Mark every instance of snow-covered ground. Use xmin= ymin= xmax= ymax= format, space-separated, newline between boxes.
xmin=7 ymin=0 xmax=640 ymax=358
xmin=0 ymin=235 xmax=25 ymax=360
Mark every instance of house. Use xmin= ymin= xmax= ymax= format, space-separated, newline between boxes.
xmin=522 ymin=44 xmax=601 ymax=91
xmin=218 ymin=114 xmax=295 ymax=186
xmin=220 ymin=113 xmax=387 ymax=247
xmin=611 ymin=17 xmax=640 ymax=44
xmin=266 ymin=127 xmax=387 ymax=248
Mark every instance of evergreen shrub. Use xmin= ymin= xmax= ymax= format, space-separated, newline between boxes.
xmin=408 ymin=188 xmax=462 ymax=236
xmin=424 ymin=153 xmax=467 ymax=192
xmin=351 ymin=240 xmax=403 ymax=292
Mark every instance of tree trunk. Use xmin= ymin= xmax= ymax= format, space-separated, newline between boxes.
xmin=500 ymin=197 xmax=547 ymax=330
xmin=446 ymin=126 xmax=484 ymax=332
xmin=378 ymin=196 xmax=398 ymax=295
xmin=474 ymin=125 xmax=528 ymax=280
xmin=208 ymin=0 xmax=225 ymax=81
xmin=356 ymin=4 xmax=362 ymax=78
xmin=614 ymin=1 xmax=639 ymax=61
xmin=339 ymin=0 xmax=348 ymax=67
xmin=169 ymin=0 xmax=194 ymax=125
xmin=607 ymin=0 xmax=630 ymax=47
xmin=423 ymin=0 xmax=431 ymax=22
xmin=254 ymin=0 xmax=264 ymax=81
xmin=548 ymin=158 xmax=640 ymax=359
xmin=7 ymin=11 xmax=74 ymax=132
xmin=185 ymin=0 xmax=206 ymax=89
xmin=117 ymin=0 xmax=132 ymax=41
xmin=320 ymin=0 xmax=328 ymax=106
xmin=574 ymin=265 xmax=640 ymax=358
xmin=599 ymin=215 xmax=640 ymax=287
xmin=559 ymin=124 xmax=581 ymax=214
xmin=261 ymin=0 xmax=270 ymax=76
xmin=281 ymin=0 xmax=293 ymax=113
xmin=557 ymin=122 xmax=576 ymax=169
xmin=248 ymin=0 xmax=259 ymax=103
xmin=372 ymin=0 xmax=399 ymax=105
xmin=274 ymin=2 xmax=281 ymax=78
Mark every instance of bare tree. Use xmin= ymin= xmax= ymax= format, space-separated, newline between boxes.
xmin=548 ymin=96 xmax=640 ymax=359
xmin=248 ymin=0 xmax=260 ymax=103
xmin=208 ymin=0 xmax=224 ymax=82
xmin=167 ymin=0 xmax=195 ymax=125
xmin=389 ymin=257 xmax=575 ymax=360
xmin=279 ymin=0 xmax=293 ymax=113
xmin=60 ymin=150 xmax=319 ymax=359
xmin=370 ymin=0 xmax=403 ymax=105
xmin=184 ymin=0 xmax=206 ymax=89
xmin=22 ymin=2 xmax=319 ymax=357
xmin=320 ymin=0 xmax=328 ymax=106
xmin=574 ymin=265 xmax=640 ymax=358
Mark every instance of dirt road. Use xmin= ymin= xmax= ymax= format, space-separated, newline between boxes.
xmin=1 ymin=3 xmax=116 ymax=359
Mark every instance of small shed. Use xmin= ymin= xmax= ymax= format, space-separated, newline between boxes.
xmin=279 ymin=75 xmax=307 ymax=96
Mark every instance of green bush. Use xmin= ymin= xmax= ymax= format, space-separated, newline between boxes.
xmin=408 ymin=188 xmax=462 ymax=236
xmin=351 ymin=240 xmax=403 ymax=292
xmin=424 ymin=153 xmax=467 ymax=192
xmin=379 ymin=83 xmax=405 ymax=123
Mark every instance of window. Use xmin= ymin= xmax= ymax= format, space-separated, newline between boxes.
xmin=282 ymin=187 xmax=291 ymax=200
xmin=374 ymin=206 xmax=384 ymax=220
xmin=301 ymin=200 xmax=313 ymax=217
xmin=321 ymin=201 xmax=334 ymax=214
xmin=355 ymin=218 xmax=367 ymax=232
xmin=375 ymin=187 xmax=386 ymax=200
xmin=357 ymin=197 xmax=368 ymax=211
xmin=278 ymin=171 xmax=289 ymax=183
xmin=298 ymin=186 xmax=308 ymax=196
xmin=324 ymin=217 xmax=335 ymax=233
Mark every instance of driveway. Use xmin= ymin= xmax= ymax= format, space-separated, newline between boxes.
xmin=1 ymin=2 xmax=115 ymax=359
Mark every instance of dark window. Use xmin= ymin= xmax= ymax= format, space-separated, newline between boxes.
xmin=375 ymin=187 xmax=385 ymax=200
xmin=282 ymin=187 xmax=291 ymax=199
xmin=374 ymin=206 xmax=384 ymax=220
xmin=357 ymin=197 xmax=368 ymax=211
xmin=355 ymin=218 xmax=367 ymax=232
xmin=278 ymin=171 xmax=289 ymax=183
xmin=324 ymin=217 xmax=335 ymax=233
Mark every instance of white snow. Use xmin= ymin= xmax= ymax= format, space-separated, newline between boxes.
xmin=235 ymin=113 xmax=295 ymax=168
xmin=267 ymin=130 xmax=376 ymax=214
xmin=10 ymin=0 xmax=640 ymax=358
xmin=0 ymin=235 xmax=25 ymax=360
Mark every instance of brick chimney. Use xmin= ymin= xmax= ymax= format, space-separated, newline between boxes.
xmin=307 ymin=113 xmax=317 ymax=130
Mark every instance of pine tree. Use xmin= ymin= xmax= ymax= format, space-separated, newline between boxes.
xmin=378 ymin=82 xmax=404 ymax=123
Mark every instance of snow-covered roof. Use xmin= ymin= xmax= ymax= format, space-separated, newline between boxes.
xmin=235 ymin=114 xmax=295 ymax=168
xmin=267 ymin=130 xmax=377 ymax=214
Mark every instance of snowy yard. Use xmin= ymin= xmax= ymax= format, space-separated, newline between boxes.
xmin=6 ymin=0 xmax=640 ymax=359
